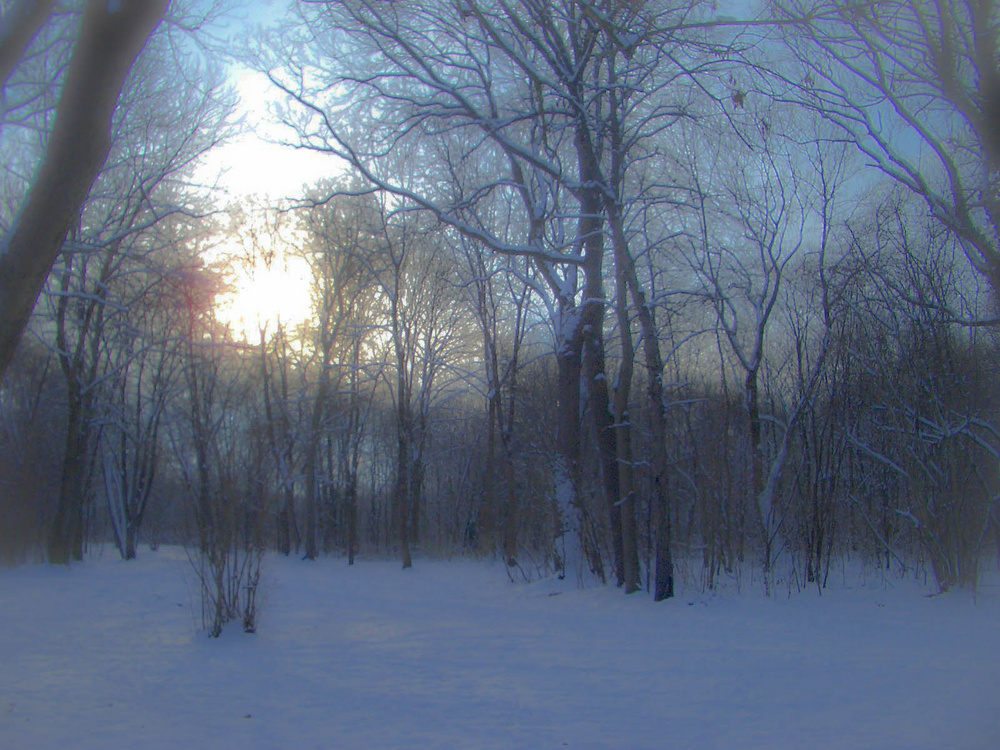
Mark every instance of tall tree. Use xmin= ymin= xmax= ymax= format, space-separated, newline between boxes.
xmin=41 ymin=35 xmax=231 ymax=563
xmin=296 ymin=188 xmax=384 ymax=559
xmin=98 ymin=255 xmax=185 ymax=560
xmin=260 ymin=0 xmax=727 ymax=587
xmin=0 ymin=0 xmax=169 ymax=379
xmin=457 ymin=239 xmax=534 ymax=566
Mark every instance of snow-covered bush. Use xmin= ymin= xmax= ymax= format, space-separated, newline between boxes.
xmin=192 ymin=537 xmax=263 ymax=637
xmin=190 ymin=482 xmax=265 ymax=637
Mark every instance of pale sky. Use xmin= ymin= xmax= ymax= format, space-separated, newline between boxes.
xmin=197 ymin=67 xmax=344 ymax=200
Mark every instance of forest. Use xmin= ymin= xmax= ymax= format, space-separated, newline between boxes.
xmin=0 ymin=0 xmax=998 ymax=635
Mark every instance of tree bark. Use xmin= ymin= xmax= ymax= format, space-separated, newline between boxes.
xmin=613 ymin=256 xmax=640 ymax=594
xmin=0 ymin=0 xmax=55 ymax=88
xmin=0 ymin=0 xmax=168 ymax=381
xmin=481 ymin=387 xmax=499 ymax=552
xmin=395 ymin=426 xmax=413 ymax=569
xmin=606 ymin=204 xmax=674 ymax=600
xmin=500 ymin=431 xmax=519 ymax=567
xmin=553 ymin=294 xmax=584 ymax=579
xmin=581 ymin=281 xmax=622 ymax=585
xmin=576 ymin=119 xmax=623 ymax=585
xmin=302 ymin=373 xmax=328 ymax=561
xmin=48 ymin=397 xmax=89 ymax=564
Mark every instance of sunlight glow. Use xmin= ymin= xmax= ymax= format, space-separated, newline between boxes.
xmin=198 ymin=68 xmax=343 ymax=200
xmin=197 ymin=67 xmax=336 ymax=340
xmin=215 ymin=250 xmax=313 ymax=342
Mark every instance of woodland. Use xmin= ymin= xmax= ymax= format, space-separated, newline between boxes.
xmin=0 ymin=0 xmax=998 ymax=635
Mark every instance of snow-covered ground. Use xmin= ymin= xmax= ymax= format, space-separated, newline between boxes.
xmin=1 ymin=548 xmax=997 ymax=749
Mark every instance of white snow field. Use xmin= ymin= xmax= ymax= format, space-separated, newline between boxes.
xmin=1 ymin=549 xmax=998 ymax=750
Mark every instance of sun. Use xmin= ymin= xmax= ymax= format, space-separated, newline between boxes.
xmin=215 ymin=250 xmax=313 ymax=342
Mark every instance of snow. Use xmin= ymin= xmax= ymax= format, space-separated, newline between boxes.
xmin=1 ymin=549 xmax=998 ymax=749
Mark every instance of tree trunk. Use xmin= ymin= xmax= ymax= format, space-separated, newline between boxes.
xmin=48 ymin=401 xmax=88 ymax=564
xmin=501 ymin=430 xmax=519 ymax=567
xmin=582 ymin=309 xmax=622 ymax=585
xmin=606 ymin=204 xmax=674 ymax=600
xmin=577 ymin=146 xmax=621 ymax=584
xmin=124 ymin=521 xmax=138 ymax=561
xmin=553 ymin=295 xmax=584 ymax=579
xmin=346 ymin=341 xmax=364 ymax=566
xmin=396 ymin=433 xmax=413 ymax=569
xmin=0 ymin=0 xmax=168 ymax=380
xmin=346 ymin=471 xmax=358 ymax=565
xmin=276 ymin=490 xmax=292 ymax=556
xmin=746 ymin=367 xmax=772 ymax=575
xmin=409 ymin=447 xmax=424 ymax=546
xmin=480 ymin=390 xmax=499 ymax=553
xmin=184 ymin=339 xmax=214 ymax=554
xmin=613 ymin=256 xmax=640 ymax=594
xmin=303 ymin=389 xmax=325 ymax=561
xmin=0 ymin=0 xmax=55 ymax=88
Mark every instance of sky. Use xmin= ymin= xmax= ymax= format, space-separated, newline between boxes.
xmin=190 ymin=0 xmax=344 ymax=201
xmin=199 ymin=67 xmax=345 ymax=200
xmin=188 ymin=2 xmax=339 ymax=333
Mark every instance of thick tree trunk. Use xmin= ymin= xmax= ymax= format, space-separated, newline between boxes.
xmin=0 ymin=0 xmax=169 ymax=380
xmin=409 ymin=448 xmax=424 ymax=546
xmin=479 ymin=391 xmax=499 ymax=553
xmin=553 ymin=297 xmax=584 ymax=579
xmin=48 ymin=401 xmax=88 ymax=564
xmin=0 ymin=0 xmax=55 ymax=88
xmin=582 ymin=304 xmax=622 ymax=585
xmin=574 ymin=110 xmax=624 ymax=584
xmin=573 ymin=143 xmax=619 ymax=583
xmin=607 ymin=205 xmax=674 ymax=600
xmin=653 ymin=476 xmax=674 ymax=601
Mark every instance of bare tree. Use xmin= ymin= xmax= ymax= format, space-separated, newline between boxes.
xmin=258 ymin=0 xmax=739 ymax=590
xmin=255 ymin=0 xmax=594 ymax=574
xmin=373 ymin=212 xmax=468 ymax=568
xmin=165 ymin=259 xmax=265 ymax=636
xmin=256 ymin=321 xmax=302 ymax=555
xmin=772 ymin=0 xmax=1000 ymax=301
xmin=98 ymin=263 xmax=185 ymax=560
xmin=835 ymin=193 xmax=998 ymax=590
xmin=456 ymin=236 xmax=534 ymax=566
xmin=674 ymin=103 xmax=853 ymax=590
xmin=296 ymin=187 xmax=385 ymax=560
xmin=0 ymin=0 xmax=169 ymax=379
xmin=39 ymin=37 xmax=231 ymax=563
xmin=677 ymin=122 xmax=798 ymax=582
